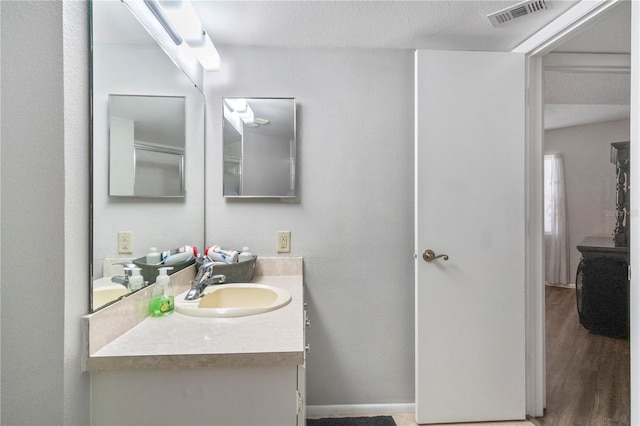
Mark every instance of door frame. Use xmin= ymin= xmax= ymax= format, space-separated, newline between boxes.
xmin=513 ymin=0 xmax=637 ymax=420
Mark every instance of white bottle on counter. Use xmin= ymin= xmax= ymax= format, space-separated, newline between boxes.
xmin=162 ymin=246 xmax=196 ymax=263
xmin=146 ymin=247 xmax=161 ymax=264
xmin=205 ymin=245 xmax=239 ymax=263
xmin=238 ymin=247 xmax=254 ymax=262
xmin=163 ymin=250 xmax=194 ymax=266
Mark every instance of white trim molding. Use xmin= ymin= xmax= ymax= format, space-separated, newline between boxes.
xmin=306 ymin=404 xmax=415 ymax=418
xmin=515 ymin=0 xmax=629 ymax=419
xmin=629 ymin=3 xmax=639 ymax=425
xmin=543 ymin=53 xmax=630 ymax=73
xmin=513 ymin=0 xmax=622 ymax=56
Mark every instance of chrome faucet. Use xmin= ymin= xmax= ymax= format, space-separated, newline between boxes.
xmin=111 ymin=262 xmax=137 ymax=286
xmin=184 ymin=261 xmax=226 ymax=300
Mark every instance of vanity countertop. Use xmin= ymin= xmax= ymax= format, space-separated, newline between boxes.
xmin=85 ymin=266 xmax=304 ymax=371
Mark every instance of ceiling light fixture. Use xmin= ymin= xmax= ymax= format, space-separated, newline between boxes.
xmin=143 ymin=0 xmax=182 ymax=45
xmin=139 ymin=0 xmax=220 ymax=71
xmin=156 ymin=0 xmax=203 ymax=42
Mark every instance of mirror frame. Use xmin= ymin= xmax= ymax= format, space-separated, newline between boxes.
xmin=222 ymin=97 xmax=297 ymax=198
xmin=108 ymin=94 xmax=187 ymax=198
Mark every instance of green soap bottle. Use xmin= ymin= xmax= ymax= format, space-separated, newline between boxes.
xmin=150 ymin=267 xmax=174 ymax=317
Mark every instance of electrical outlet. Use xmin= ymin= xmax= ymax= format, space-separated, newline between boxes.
xmin=118 ymin=231 xmax=133 ymax=254
xmin=277 ymin=231 xmax=291 ymax=253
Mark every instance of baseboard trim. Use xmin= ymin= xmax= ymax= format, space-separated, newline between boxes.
xmin=306 ymin=403 xmax=415 ymax=418
xmin=545 ymin=282 xmax=576 ymax=289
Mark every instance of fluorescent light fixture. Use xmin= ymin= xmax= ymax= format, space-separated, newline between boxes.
xmin=143 ymin=0 xmax=183 ymax=45
xmin=158 ymin=0 xmax=203 ymax=43
xmin=224 ymin=99 xmax=263 ymax=125
xmin=225 ymin=98 xmax=248 ymax=112
xmin=238 ymin=106 xmax=254 ymax=124
xmin=135 ymin=0 xmax=221 ymax=72
xmin=191 ymin=33 xmax=221 ymax=71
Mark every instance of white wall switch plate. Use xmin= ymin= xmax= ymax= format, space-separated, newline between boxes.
xmin=277 ymin=231 xmax=291 ymax=253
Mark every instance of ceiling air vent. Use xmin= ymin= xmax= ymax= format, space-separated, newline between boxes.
xmin=487 ymin=0 xmax=548 ymax=27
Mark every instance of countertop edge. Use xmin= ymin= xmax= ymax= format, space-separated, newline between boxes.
xmin=86 ymin=351 xmax=305 ymax=371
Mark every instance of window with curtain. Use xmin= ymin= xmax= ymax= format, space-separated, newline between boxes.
xmin=544 ymin=154 xmax=570 ymax=285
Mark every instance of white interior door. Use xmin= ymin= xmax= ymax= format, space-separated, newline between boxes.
xmin=415 ymin=50 xmax=526 ymax=424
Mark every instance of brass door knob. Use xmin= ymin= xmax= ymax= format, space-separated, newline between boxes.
xmin=422 ymin=249 xmax=449 ymax=262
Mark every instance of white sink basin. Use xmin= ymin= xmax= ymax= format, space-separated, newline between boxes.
xmin=93 ymin=283 xmax=130 ymax=309
xmin=175 ymin=283 xmax=292 ymax=318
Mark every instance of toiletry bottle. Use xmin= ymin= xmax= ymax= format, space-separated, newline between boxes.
xmin=129 ymin=267 xmax=144 ymax=291
xmin=238 ymin=247 xmax=254 ymax=262
xmin=146 ymin=247 xmax=161 ymax=264
xmin=205 ymin=245 xmax=239 ymax=263
xmin=150 ymin=267 xmax=174 ymax=317
xmin=162 ymin=246 xmax=196 ymax=264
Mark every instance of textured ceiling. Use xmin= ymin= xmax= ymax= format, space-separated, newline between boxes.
xmin=193 ymin=0 xmax=579 ymax=51
xmin=553 ymin=0 xmax=631 ymax=54
xmin=544 ymin=1 xmax=631 ymax=130
xmin=95 ymin=0 xmax=632 ymax=130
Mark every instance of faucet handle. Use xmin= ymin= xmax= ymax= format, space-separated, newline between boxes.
xmin=211 ymin=274 xmax=226 ymax=284
xmin=200 ymin=274 xmax=226 ymax=288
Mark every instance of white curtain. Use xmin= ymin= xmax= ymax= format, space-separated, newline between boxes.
xmin=544 ymin=154 xmax=569 ymax=285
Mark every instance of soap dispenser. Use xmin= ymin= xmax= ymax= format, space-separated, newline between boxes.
xmin=150 ymin=267 xmax=174 ymax=317
xmin=129 ymin=267 xmax=144 ymax=291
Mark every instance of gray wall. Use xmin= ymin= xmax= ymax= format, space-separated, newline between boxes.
xmin=205 ymin=46 xmax=415 ymax=405
xmin=544 ymin=118 xmax=630 ymax=282
xmin=0 ymin=1 xmax=89 ymax=425
xmin=1 ymin=1 xmax=90 ymax=425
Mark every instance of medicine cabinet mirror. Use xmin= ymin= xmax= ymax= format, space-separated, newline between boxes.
xmin=91 ymin=0 xmax=205 ymax=312
xmin=109 ymin=95 xmax=185 ymax=197
xmin=223 ymin=97 xmax=297 ymax=198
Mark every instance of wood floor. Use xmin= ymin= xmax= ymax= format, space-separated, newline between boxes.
xmin=537 ymin=286 xmax=630 ymax=426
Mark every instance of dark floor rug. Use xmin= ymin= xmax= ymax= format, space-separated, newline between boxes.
xmin=307 ymin=415 xmax=396 ymax=426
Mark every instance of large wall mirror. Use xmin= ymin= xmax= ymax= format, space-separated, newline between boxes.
xmin=223 ymin=97 xmax=297 ymax=198
xmin=91 ymin=0 xmax=205 ymax=311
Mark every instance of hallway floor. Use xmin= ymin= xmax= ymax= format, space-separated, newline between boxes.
xmin=536 ymin=285 xmax=630 ymax=425
xmin=310 ymin=286 xmax=629 ymax=426
xmin=392 ymin=414 xmax=533 ymax=425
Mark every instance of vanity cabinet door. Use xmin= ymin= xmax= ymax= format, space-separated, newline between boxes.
xmin=297 ymin=364 xmax=306 ymax=426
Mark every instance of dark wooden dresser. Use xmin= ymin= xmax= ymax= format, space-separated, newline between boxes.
xmin=575 ymin=237 xmax=629 ymax=338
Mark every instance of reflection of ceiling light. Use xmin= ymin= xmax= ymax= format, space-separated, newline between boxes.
xmin=225 ymin=98 xmax=247 ymax=112
xmin=158 ymin=0 xmax=203 ymax=42
xmin=238 ymin=107 xmax=254 ymax=124
xmin=143 ymin=0 xmax=182 ymax=44
xmin=225 ymin=99 xmax=254 ymax=124
xmin=243 ymin=118 xmax=270 ymax=127
xmin=224 ymin=100 xmax=271 ymax=127
xmin=140 ymin=0 xmax=220 ymax=71
xmin=191 ymin=35 xmax=220 ymax=71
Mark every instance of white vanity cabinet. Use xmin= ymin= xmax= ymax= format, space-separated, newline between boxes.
xmin=91 ymin=365 xmax=305 ymax=425
xmin=84 ymin=258 xmax=306 ymax=426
